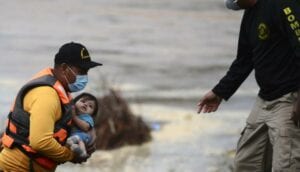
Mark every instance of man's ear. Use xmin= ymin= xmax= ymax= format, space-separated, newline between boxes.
xmin=60 ymin=63 xmax=69 ymax=73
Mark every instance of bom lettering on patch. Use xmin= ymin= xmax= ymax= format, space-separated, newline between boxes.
xmin=283 ymin=7 xmax=300 ymax=42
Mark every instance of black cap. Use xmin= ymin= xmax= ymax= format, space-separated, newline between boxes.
xmin=55 ymin=42 xmax=102 ymax=70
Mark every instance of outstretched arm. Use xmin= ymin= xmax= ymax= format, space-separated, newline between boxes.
xmin=197 ymin=12 xmax=254 ymax=114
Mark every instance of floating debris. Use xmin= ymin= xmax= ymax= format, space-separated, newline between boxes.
xmin=94 ymin=89 xmax=152 ymax=150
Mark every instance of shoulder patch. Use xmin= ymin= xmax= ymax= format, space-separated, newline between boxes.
xmin=258 ymin=22 xmax=270 ymax=40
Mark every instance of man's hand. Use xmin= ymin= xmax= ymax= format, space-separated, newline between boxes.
xmin=197 ymin=90 xmax=222 ymax=113
xmin=70 ymin=129 xmax=97 ymax=164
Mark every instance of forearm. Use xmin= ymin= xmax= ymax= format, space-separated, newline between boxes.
xmin=29 ymin=129 xmax=74 ymax=162
xmin=213 ymin=61 xmax=253 ymax=100
xmin=73 ymin=116 xmax=90 ymax=132
xmin=214 ymin=15 xmax=254 ymax=100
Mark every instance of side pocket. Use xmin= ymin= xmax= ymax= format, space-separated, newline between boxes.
xmin=236 ymin=125 xmax=254 ymax=153
xmin=274 ymin=128 xmax=292 ymax=169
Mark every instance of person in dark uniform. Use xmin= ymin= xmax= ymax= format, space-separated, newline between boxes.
xmin=198 ymin=0 xmax=300 ymax=171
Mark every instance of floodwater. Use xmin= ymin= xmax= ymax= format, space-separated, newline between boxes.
xmin=0 ymin=0 xmax=258 ymax=172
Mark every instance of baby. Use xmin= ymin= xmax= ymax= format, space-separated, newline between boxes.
xmin=67 ymin=92 xmax=98 ymax=158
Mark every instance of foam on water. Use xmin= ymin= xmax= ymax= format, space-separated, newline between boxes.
xmin=57 ymin=104 xmax=248 ymax=172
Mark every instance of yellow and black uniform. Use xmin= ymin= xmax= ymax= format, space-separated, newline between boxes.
xmin=0 ymin=68 xmax=74 ymax=172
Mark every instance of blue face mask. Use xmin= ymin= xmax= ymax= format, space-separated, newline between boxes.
xmin=68 ymin=75 xmax=88 ymax=92
xmin=67 ymin=66 xmax=88 ymax=92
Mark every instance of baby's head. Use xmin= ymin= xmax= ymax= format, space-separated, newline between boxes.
xmin=73 ymin=92 xmax=99 ymax=117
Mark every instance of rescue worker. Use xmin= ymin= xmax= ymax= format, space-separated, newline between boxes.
xmin=198 ymin=0 xmax=300 ymax=171
xmin=0 ymin=42 xmax=102 ymax=172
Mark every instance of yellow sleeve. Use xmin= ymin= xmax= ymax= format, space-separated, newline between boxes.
xmin=24 ymin=86 xmax=74 ymax=163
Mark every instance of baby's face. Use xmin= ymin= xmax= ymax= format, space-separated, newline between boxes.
xmin=75 ymin=97 xmax=96 ymax=115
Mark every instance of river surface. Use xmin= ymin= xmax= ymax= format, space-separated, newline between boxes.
xmin=0 ymin=0 xmax=258 ymax=171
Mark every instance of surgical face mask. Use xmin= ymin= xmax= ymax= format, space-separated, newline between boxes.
xmin=66 ymin=66 xmax=88 ymax=92
xmin=225 ymin=0 xmax=241 ymax=10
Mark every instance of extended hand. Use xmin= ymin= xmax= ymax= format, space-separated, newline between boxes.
xmin=197 ymin=91 xmax=222 ymax=113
